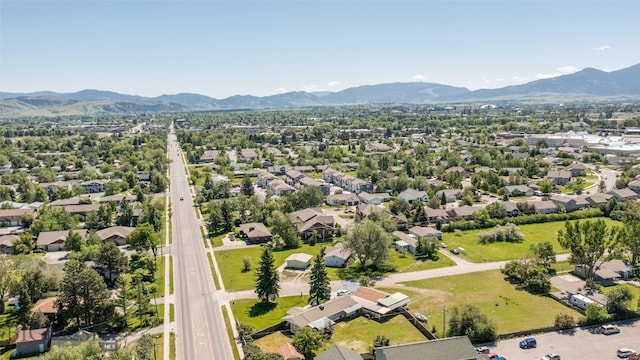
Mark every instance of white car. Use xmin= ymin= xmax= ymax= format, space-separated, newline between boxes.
xmin=541 ymin=353 xmax=560 ymax=360
xmin=336 ymin=289 xmax=351 ymax=296
xmin=617 ymin=348 xmax=636 ymax=358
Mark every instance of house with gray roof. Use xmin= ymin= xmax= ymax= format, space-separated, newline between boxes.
xmin=398 ymin=188 xmax=429 ymax=203
xmin=373 ymin=336 xmax=478 ymax=360
xmin=546 ymin=169 xmax=572 ymax=185
xmin=503 ymin=185 xmax=533 ymax=197
xmin=315 ymin=344 xmax=362 ymax=360
xmin=283 ymin=295 xmax=361 ymax=334
xmin=608 ymin=187 xmax=639 ymax=201
xmin=323 ymin=242 xmax=352 ymax=268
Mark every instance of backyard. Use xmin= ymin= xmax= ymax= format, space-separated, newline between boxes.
xmin=441 ymin=217 xmax=621 ymax=263
xmin=381 ymin=269 xmax=584 ymax=335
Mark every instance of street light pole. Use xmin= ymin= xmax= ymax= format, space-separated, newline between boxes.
xmin=442 ymin=305 xmax=446 ymax=338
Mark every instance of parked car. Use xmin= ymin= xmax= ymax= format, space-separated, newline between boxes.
xmin=600 ymin=324 xmax=621 ymax=335
xmin=475 ymin=346 xmax=489 ymax=354
xmin=617 ymin=348 xmax=637 ymax=358
xmin=440 ymin=242 xmax=447 ymax=248
xmin=180 ymin=196 xmax=184 ymax=200
xmin=414 ymin=312 xmax=428 ymax=322
xmin=519 ymin=337 xmax=537 ymax=349
xmin=336 ymin=289 xmax=351 ymax=296
xmin=487 ymin=353 xmax=499 ymax=359
xmin=541 ymin=353 xmax=560 ymax=360
xmin=450 ymin=248 xmax=460 ymax=254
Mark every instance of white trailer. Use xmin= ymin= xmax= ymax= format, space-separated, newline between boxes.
xmin=569 ymin=294 xmax=597 ymax=310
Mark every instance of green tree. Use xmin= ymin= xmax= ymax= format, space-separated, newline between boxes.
xmin=115 ymin=274 xmax=134 ymax=327
xmin=583 ymin=303 xmax=610 ymax=325
xmin=292 ymin=326 xmax=323 ymax=360
xmin=136 ymin=333 xmax=155 ymax=360
xmin=373 ymin=334 xmax=390 ymax=348
xmin=116 ymin=199 xmax=133 ymax=227
xmin=529 ymin=241 xmax=556 ymax=267
xmin=308 ymin=249 xmax=331 ymax=306
xmin=448 ymin=304 xmax=497 ymax=343
xmin=557 ymin=219 xmax=615 ymax=285
xmin=606 ymin=286 xmax=634 ymax=317
xmin=255 ymin=247 xmax=280 ymax=304
xmin=64 ymin=230 xmax=85 ymax=252
xmin=241 ymin=176 xmax=255 ymax=197
xmin=129 ymin=223 xmax=159 ymax=256
xmin=615 ymin=219 xmax=640 ymax=267
xmin=95 ymin=242 xmax=129 ymax=286
xmin=539 ymin=179 xmax=554 ymax=194
xmin=58 ymin=261 xmax=113 ymax=327
xmin=345 ymin=220 xmax=392 ymax=269
xmin=269 ymin=210 xmax=300 ymax=248
xmin=485 ymin=202 xmax=507 ymax=219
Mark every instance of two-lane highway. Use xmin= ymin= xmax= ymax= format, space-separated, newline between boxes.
xmin=168 ymin=127 xmax=234 ymax=360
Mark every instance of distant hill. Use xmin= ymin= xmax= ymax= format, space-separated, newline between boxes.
xmin=1 ymin=63 xmax=638 ymax=117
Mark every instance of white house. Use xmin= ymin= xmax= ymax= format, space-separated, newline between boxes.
xmin=285 ymin=253 xmax=313 ymax=270
xmin=398 ymin=189 xmax=429 ymax=203
xmin=323 ymin=242 xmax=352 ymax=268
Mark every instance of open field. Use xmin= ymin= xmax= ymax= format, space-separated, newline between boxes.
xmin=442 ymin=218 xmax=621 ymax=263
xmin=384 ymin=269 xmax=584 ymax=335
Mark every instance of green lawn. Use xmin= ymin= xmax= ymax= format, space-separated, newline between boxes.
xmin=215 ymin=244 xmax=329 ymax=291
xmin=253 ymin=332 xmax=292 ymax=354
xmin=0 ymin=304 xmax=18 ymax=341
xmin=392 ymin=270 xmax=583 ymax=335
xmin=323 ymin=315 xmax=426 ymax=353
xmin=211 ymin=233 xmax=226 ymax=247
xmin=600 ymin=283 xmax=640 ymax=311
xmin=170 ymin=304 xmax=175 ymax=322
xmin=169 ymin=256 xmax=174 ymax=295
xmin=221 ymin=305 xmax=241 ymax=360
xmin=231 ymin=295 xmax=310 ymax=330
xmin=155 ymin=256 xmax=166 ymax=297
xmin=207 ymin=252 xmax=220 ymax=290
xmin=442 ymin=218 xmax=621 ymax=263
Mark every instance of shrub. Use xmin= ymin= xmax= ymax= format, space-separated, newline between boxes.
xmin=554 ymin=313 xmax=576 ymax=329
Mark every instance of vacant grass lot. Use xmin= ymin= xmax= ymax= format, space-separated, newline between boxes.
xmin=216 ymin=244 xmax=454 ymax=291
xmin=442 ymin=218 xmax=621 ymax=263
xmin=231 ymin=295 xmax=310 ymax=330
xmin=388 ymin=270 xmax=583 ymax=335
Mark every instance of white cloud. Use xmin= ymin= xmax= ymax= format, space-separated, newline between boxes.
xmin=558 ymin=66 xmax=579 ymax=74
xmin=593 ymin=45 xmax=610 ymax=51
xmin=272 ymin=87 xmax=287 ymax=94
xmin=326 ymin=81 xmax=341 ymax=88
xmin=536 ymin=73 xmax=559 ymax=80
xmin=481 ymin=77 xmax=491 ymax=84
xmin=496 ymin=78 xmax=506 ymax=83
xmin=512 ymin=75 xmax=530 ymax=82
xmin=300 ymin=84 xmax=320 ymax=92
xmin=413 ymin=74 xmax=425 ymax=81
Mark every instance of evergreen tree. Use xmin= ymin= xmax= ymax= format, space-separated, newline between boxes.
xmin=440 ymin=192 xmax=447 ymax=206
xmin=115 ymin=274 xmax=134 ymax=327
xmin=95 ymin=242 xmax=129 ymax=286
xmin=241 ymin=176 xmax=255 ymax=197
xmin=255 ymin=247 xmax=280 ymax=304
xmin=116 ymin=199 xmax=133 ymax=226
xmin=64 ymin=230 xmax=85 ymax=252
xmin=308 ymin=249 xmax=330 ymax=306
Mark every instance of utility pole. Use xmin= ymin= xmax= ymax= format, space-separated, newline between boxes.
xmin=442 ymin=305 xmax=447 ymax=338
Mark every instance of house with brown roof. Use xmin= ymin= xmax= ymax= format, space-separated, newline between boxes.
xmin=31 ymin=297 xmax=59 ymax=324
xmin=14 ymin=328 xmax=51 ymax=357
xmin=424 ymin=207 xmax=450 ymax=224
xmin=444 ymin=166 xmax=469 ymax=178
xmin=96 ymin=226 xmax=135 ymax=246
xmin=448 ymin=205 xmax=483 ymax=221
xmin=238 ymin=223 xmax=273 ymax=244
xmin=0 ymin=208 xmax=35 ymax=227
xmin=57 ymin=204 xmax=101 ymax=221
xmin=37 ymin=230 xmax=88 ymax=252
xmin=0 ymin=234 xmax=17 ymax=254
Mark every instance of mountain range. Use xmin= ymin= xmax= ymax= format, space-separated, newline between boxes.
xmin=1 ymin=63 xmax=639 ymax=117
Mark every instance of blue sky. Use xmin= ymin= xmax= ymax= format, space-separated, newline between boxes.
xmin=1 ymin=0 xmax=639 ymax=99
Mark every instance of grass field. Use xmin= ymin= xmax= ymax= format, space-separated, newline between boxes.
xmin=207 ymin=252 xmax=220 ymax=290
xmin=215 ymin=243 xmax=454 ymax=291
xmin=387 ymin=270 xmax=584 ymax=335
xmin=442 ymin=218 xmax=621 ymax=263
xmin=155 ymin=256 xmax=165 ymax=297
xmin=221 ymin=305 xmax=241 ymax=360
xmin=231 ymin=295 xmax=310 ymax=330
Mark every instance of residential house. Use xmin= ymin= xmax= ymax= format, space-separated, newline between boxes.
xmin=297 ymin=215 xmax=335 ymax=241
xmin=57 ymin=204 xmax=101 ymax=221
xmin=546 ymin=170 xmax=572 ymax=185
xmin=98 ymin=193 xmax=136 ymax=204
xmin=350 ymin=178 xmax=373 ymax=194
xmin=210 ymin=174 xmax=230 ymax=184
xmin=435 ymin=189 xmax=462 ymax=204
xmin=424 ymin=207 xmax=450 ymax=224
xmin=315 ymin=345 xmax=362 ymax=360
xmin=373 ymin=336 xmax=478 ymax=360
xmin=240 ymin=148 xmax=258 ymax=162
xmin=444 ymin=166 xmax=469 ymax=178
xmin=501 ymin=201 xmax=520 ymax=217
xmin=350 ymin=287 xmax=409 ymax=319
xmin=628 ymin=179 xmax=640 ymax=194
xmin=408 ymin=226 xmax=442 ymax=241
xmin=96 ymin=226 xmax=135 ymax=246
xmin=322 ymin=168 xmax=339 ymax=183
xmin=392 ymin=231 xmax=418 ymax=255
xmin=298 ymin=176 xmax=330 ymax=196
xmin=198 ymin=149 xmax=220 ymax=163
xmin=285 ymin=253 xmax=313 ymax=269
xmin=503 ymin=185 xmax=534 ymax=197
xmin=323 ymin=242 xmax=352 ymax=268
xmin=575 ymin=260 xmax=635 ymax=286
xmin=0 ymin=235 xmax=17 ymax=254
xmin=31 ymin=298 xmax=58 ymax=325
xmin=397 ymin=189 xmax=429 ymax=203
xmin=37 ymin=230 xmax=88 ymax=251
xmin=285 ymin=170 xmax=305 ymax=185
xmin=14 ymin=328 xmax=51 ymax=357
xmin=257 ymin=171 xmax=277 ymax=188
xmin=39 ymin=181 xmax=73 ymax=196
xmin=357 ymin=192 xmax=390 ymax=205
xmin=238 ymin=223 xmax=273 ymax=244
xmin=283 ymin=295 xmax=361 ymax=333
xmin=326 ymin=193 xmax=359 ymax=206
xmin=533 ymin=200 xmax=557 ymax=214
xmin=73 ymin=180 xmax=107 ymax=194
xmin=293 ymin=165 xmax=315 ymax=173
xmin=608 ymin=188 xmax=639 ymax=201
xmin=586 ymin=193 xmax=613 ymax=207
xmin=0 ymin=208 xmax=35 ymax=227
xmin=448 ymin=205 xmax=483 ymax=221
xmin=48 ymin=197 xmax=83 ymax=207
xmin=268 ymin=179 xmax=296 ymax=197
xmin=550 ymin=195 xmax=590 ymax=212
xmin=50 ymin=329 xmax=98 ymax=349
xmin=569 ymin=162 xmax=587 ymax=177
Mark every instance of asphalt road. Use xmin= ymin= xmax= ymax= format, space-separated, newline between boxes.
xmin=169 ymin=127 xmax=234 ymax=360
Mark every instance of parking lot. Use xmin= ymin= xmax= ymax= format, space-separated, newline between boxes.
xmin=480 ymin=319 xmax=640 ymax=359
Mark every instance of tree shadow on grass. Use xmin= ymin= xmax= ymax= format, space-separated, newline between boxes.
xmin=248 ymin=301 xmax=276 ymax=318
